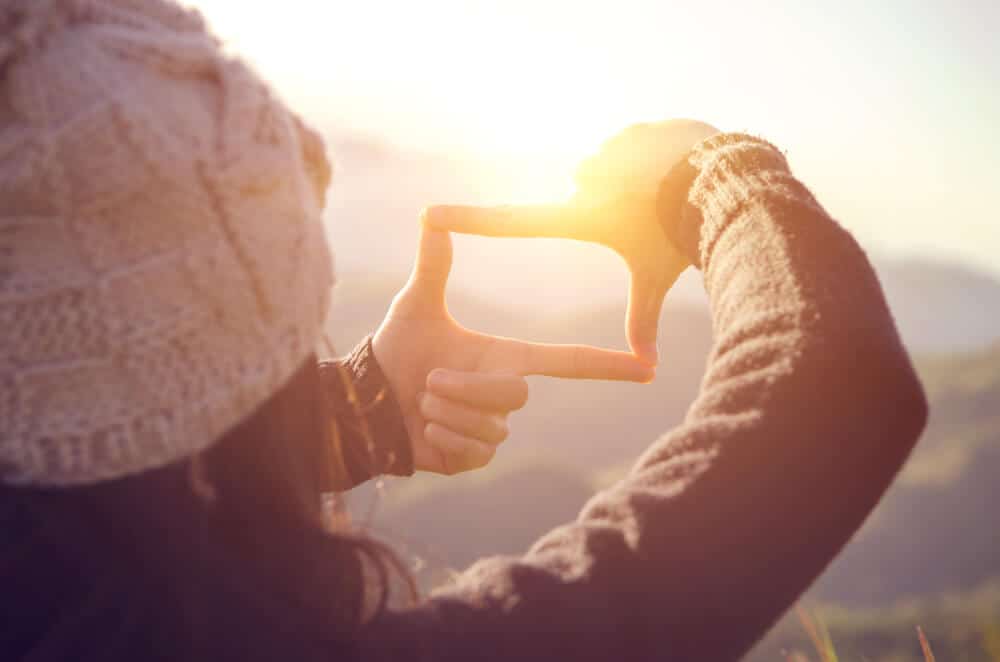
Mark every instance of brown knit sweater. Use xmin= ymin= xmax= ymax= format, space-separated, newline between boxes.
xmin=356 ymin=134 xmax=928 ymax=661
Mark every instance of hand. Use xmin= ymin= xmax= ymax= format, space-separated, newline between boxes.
xmin=373 ymin=226 xmax=654 ymax=476
xmin=425 ymin=119 xmax=719 ymax=365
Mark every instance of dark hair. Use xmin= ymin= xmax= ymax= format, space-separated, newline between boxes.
xmin=0 ymin=356 xmax=413 ymax=661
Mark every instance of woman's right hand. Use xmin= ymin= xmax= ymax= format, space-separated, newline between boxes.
xmin=424 ymin=119 xmax=719 ymax=366
xmin=372 ymin=226 xmax=654 ymax=476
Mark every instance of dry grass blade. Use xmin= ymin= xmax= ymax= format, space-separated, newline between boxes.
xmin=983 ymin=621 xmax=1000 ymax=661
xmin=797 ymin=607 xmax=824 ymax=658
xmin=917 ymin=626 xmax=936 ymax=662
xmin=797 ymin=607 xmax=838 ymax=662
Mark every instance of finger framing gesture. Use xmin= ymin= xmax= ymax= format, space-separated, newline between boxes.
xmin=371 ymin=226 xmax=654 ymax=475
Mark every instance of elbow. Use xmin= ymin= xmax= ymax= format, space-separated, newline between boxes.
xmin=802 ymin=335 xmax=929 ymax=458
xmin=866 ymin=333 xmax=929 ymax=442
xmin=889 ymin=358 xmax=929 ymax=449
xmin=838 ymin=341 xmax=929 ymax=456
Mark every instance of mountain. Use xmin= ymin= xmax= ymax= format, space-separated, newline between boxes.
xmin=376 ymin=461 xmax=595 ymax=572
xmin=876 ymin=260 xmax=1000 ymax=354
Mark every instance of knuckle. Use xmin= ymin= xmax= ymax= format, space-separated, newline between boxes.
xmin=517 ymin=343 xmax=536 ymax=375
xmin=419 ymin=393 xmax=436 ymax=419
xmin=459 ymin=403 xmax=482 ymax=428
xmin=426 ymin=368 xmax=448 ymax=391
xmin=494 ymin=416 xmax=510 ymax=442
xmin=474 ymin=447 xmax=496 ymax=470
xmin=474 ymin=415 xmax=496 ymax=443
xmin=482 ymin=416 xmax=507 ymax=444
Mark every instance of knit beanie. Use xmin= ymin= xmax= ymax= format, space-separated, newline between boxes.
xmin=0 ymin=0 xmax=335 ymax=486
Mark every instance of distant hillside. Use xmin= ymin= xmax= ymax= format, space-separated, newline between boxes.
xmin=327 ymin=259 xmax=1000 ymax=471
xmin=376 ymin=460 xmax=595 ymax=572
xmin=876 ymin=260 xmax=1000 ymax=354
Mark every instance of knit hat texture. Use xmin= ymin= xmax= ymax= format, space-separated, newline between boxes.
xmin=0 ymin=0 xmax=335 ymax=486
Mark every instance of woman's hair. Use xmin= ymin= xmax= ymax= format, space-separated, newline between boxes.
xmin=0 ymin=355 xmax=413 ymax=661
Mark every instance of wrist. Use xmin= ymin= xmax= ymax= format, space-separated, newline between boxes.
xmin=656 ymin=154 xmax=703 ymax=268
xmin=321 ymin=335 xmax=415 ymax=480
xmin=655 ymin=133 xmax=788 ymax=270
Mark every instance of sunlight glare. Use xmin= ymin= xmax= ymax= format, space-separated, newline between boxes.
xmin=186 ymin=0 xmax=696 ymax=186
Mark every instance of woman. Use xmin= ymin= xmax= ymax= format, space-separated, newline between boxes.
xmin=1 ymin=1 xmax=927 ymax=660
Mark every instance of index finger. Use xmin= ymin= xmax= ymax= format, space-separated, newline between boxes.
xmin=496 ymin=338 xmax=656 ymax=383
xmin=423 ymin=204 xmax=604 ymax=242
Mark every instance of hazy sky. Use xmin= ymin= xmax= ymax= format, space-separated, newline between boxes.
xmin=188 ymin=1 xmax=998 ymax=278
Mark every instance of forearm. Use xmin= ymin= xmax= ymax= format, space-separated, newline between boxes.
xmin=318 ymin=336 xmax=414 ymax=490
xmin=622 ymin=133 xmax=930 ymax=656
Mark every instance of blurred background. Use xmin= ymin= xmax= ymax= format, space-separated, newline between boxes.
xmin=189 ymin=2 xmax=999 ymax=659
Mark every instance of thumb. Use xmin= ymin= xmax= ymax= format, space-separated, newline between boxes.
xmin=626 ymin=269 xmax=670 ymax=366
xmin=404 ymin=224 xmax=453 ymax=310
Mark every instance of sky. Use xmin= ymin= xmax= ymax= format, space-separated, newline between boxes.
xmin=187 ymin=0 xmax=999 ymax=280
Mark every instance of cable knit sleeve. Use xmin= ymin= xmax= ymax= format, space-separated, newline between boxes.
xmin=359 ymin=134 xmax=928 ymax=661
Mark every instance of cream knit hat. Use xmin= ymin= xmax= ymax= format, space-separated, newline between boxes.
xmin=0 ymin=0 xmax=335 ymax=486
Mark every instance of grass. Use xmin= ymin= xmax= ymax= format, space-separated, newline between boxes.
xmin=774 ymin=600 xmax=1000 ymax=662
xmin=791 ymin=608 xmax=938 ymax=662
xmin=796 ymin=608 xmax=840 ymax=662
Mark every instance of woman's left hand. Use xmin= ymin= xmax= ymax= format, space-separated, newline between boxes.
xmin=373 ymin=224 xmax=654 ymax=476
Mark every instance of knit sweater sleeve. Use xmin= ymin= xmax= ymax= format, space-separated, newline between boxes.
xmin=317 ymin=336 xmax=414 ymax=490
xmin=360 ymin=135 xmax=928 ymax=661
